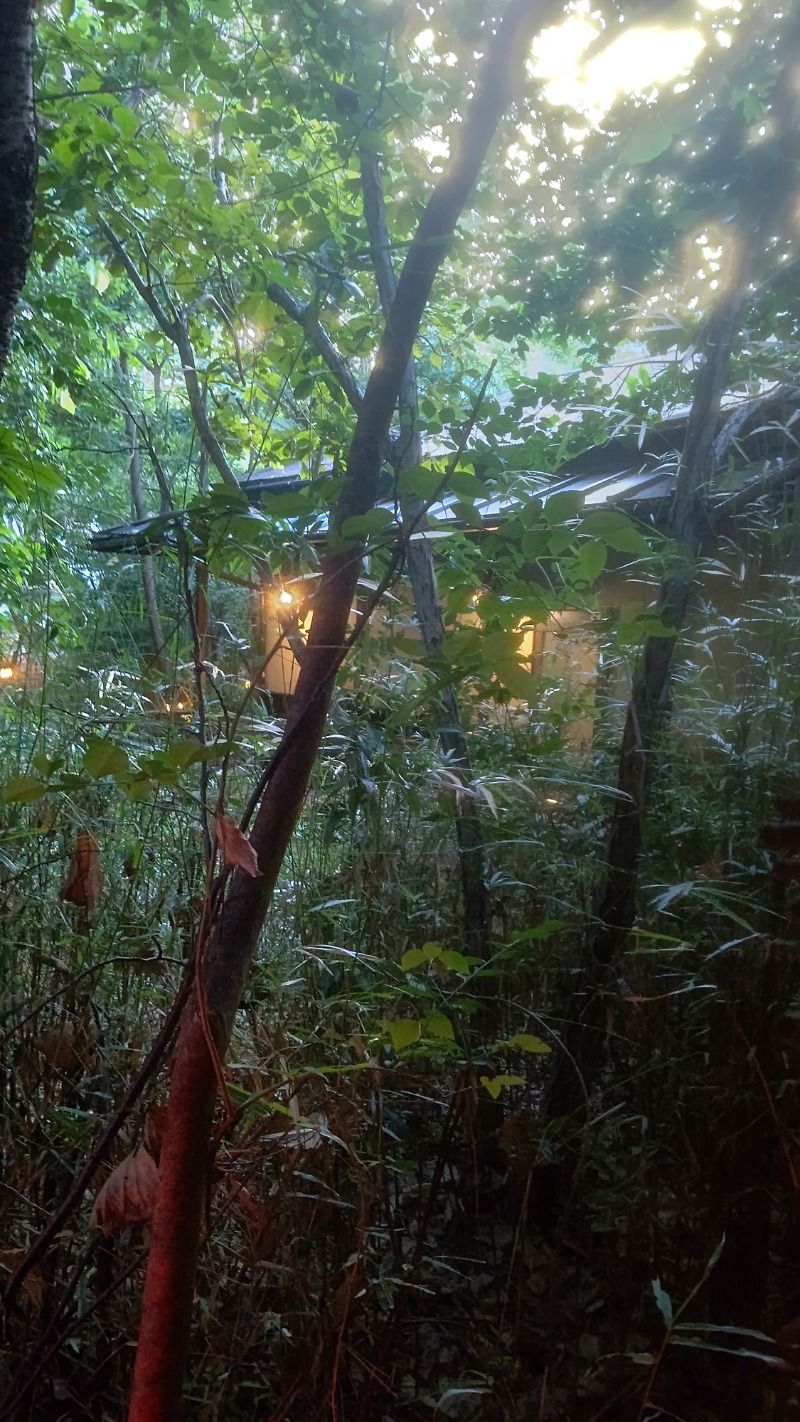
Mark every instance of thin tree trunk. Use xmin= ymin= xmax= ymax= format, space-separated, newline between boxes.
xmin=195 ymin=447 xmax=213 ymax=663
xmin=360 ymin=145 xmax=489 ymax=958
xmin=593 ymin=252 xmax=750 ymax=965
xmin=540 ymin=253 xmax=751 ymax=1139
xmin=116 ymin=355 xmax=168 ymax=676
xmin=126 ymin=5 xmax=560 ymax=1415
xmin=541 ymin=50 xmax=800 ymax=1147
xmin=0 ymin=0 xmax=36 ymax=386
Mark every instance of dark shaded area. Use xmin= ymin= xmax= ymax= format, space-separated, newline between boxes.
xmin=0 ymin=1 xmax=36 ymax=388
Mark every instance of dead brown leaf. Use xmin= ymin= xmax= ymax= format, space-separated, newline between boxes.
xmin=143 ymin=1104 xmax=170 ymax=1163
xmin=0 ymin=1249 xmax=45 ymax=1309
xmin=59 ymin=829 xmax=104 ymax=908
xmin=215 ymin=813 xmax=261 ymax=877
xmin=35 ymin=1018 xmax=95 ymax=1069
xmin=92 ymin=1148 xmax=158 ymax=1235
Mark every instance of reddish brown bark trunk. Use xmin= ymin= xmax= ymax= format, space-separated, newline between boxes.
xmin=127 ymin=5 xmax=560 ymax=1417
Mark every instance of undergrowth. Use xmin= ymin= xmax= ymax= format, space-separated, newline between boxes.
xmin=1 ymin=579 xmax=800 ymax=1422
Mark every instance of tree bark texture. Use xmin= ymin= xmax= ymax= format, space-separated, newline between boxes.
xmin=0 ymin=0 xmax=36 ymax=387
xmin=127 ymin=4 xmax=560 ymax=1416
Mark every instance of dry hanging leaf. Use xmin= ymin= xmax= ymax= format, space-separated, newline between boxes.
xmin=37 ymin=1023 xmax=82 ymax=1073
xmin=0 ymin=1249 xmax=44 ymax=1310
xmin=776 ymin=1316 xmax=800 ymax=1351
xmin=92 ymin=1148 xmax=158 ymax=1235
xmin=143 ymin=1104 xmax=170 ymax=1163
xmin=215 ymin=813 xmax=261 ymax=877
xmin=59 ymin=829 xmax=104 ymax=907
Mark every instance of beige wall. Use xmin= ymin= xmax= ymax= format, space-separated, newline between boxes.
xmin=253 ymin=565 xmax=770 ymax=747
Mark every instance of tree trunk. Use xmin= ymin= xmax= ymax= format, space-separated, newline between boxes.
xmin=116 ymin=355 xmax=168 ymax=676
xmin=0 ymin=0 xmax=36 ymax=387
xmin=126 ymin=5 xmax=560 ymax=1415
xmin=540 ymin=253 xmax=751 ymax=1142
xmin=360 ymin=144 xmax=489 ymax=959
xmin=593 ymin=253 xmax=750 ymax=964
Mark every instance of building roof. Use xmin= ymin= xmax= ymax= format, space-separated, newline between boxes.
xmin=89 ymin=385 xmax=800 ymax=556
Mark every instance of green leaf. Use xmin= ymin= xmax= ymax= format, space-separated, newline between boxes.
xmin=118 ymin=775 xmax=155 ymax=803
xmin=449 ymin=470 xmax=482 ymax=498
xmin=439 ymin=949 xmax=475 ymax=973
xmin=58 ymin=388 xmax=76 ymax=415
xmin=480 ymin=1073 xmax=525 ymax=1100
xmin=507 ymin=1032 xmax=551 ymax=1054
xmin=521 ymin=528 xmax=550 ymax=561
xmin=494 ymin=658 xmax=537 ymax=701
xmin=620 ymin=117 xmax=673 ymax=166
xmin=138 ymin=755 xmax=180 ymax=786
xmin=159 ymin=738 xmax=234 ymax=770
xmin=31 ymin=754 xmax=64 ymax=777
xmin=579 ymin=510 xmax=651 ymax=556
xmin=340 ymin=507 xmax=395 ymax=540
xmin=424 ymin=1013 xmax=455 ymax=1041
xmin=400 ymin=941 xmax=443 ymax=971
xmin=383 ymin=1018 xmax=422 ymax=1050
xmin=0 ymin=426 xmax=63 ymax=497
xmin=511 ymin=920 xmax=567 ymax=943
xmin=1 ymin=775 xmax=48 ymax=804
xmin=543 ymin=491 xmax=584 ymax=524
xmin=82 ymin=737 xmax=130 ymax=779
xmin=576 ymin=538 xmax=607 ymax=583
xmin=397 ymin=464 xmax=443 ymax=500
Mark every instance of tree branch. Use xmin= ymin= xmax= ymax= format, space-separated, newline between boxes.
xmin=98 ymin=216 xmax=240 ymax=490
xmin=266 ymin=281 xmax=364 ymax=413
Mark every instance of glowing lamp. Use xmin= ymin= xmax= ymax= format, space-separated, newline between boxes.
xmin=278 ymin=589 xmax=294 ymax=606
xmin=0 ymin=666 xmax=14 ymax=681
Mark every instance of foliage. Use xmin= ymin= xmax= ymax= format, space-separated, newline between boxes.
xmin=1 ymin=0 xmax=800 ymax=1418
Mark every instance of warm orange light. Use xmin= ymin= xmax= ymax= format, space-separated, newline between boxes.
xmin=278 ymin=588 xmax=294 ymax=606
xmin=0 ymin=666 xmax=14 ymax=681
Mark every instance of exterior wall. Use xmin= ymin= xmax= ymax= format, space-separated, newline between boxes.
xmin=251 ymin=563 xmax=778 ymax=748
xmin=262 ymin=614 xmax=304 ymax=697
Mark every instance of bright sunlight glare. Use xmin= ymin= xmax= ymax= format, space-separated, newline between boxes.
xmin=531 ymin=13 xmax=709 ymax=124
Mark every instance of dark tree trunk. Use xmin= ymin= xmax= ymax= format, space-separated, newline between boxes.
xmin=540 ymin=257 xmax=751 ymax=1145
xmin=126 ymin=5 xmax=560 ymax=1417
xmin=593 ymin=258 xmax=750 ymax=965
xmin=0 ymin=0 xmax=36 ymax=386
xmin=116 ymin=355 xmax=168 ymax=676
xmin=360 ymin=144 xmax=490 ymax=961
